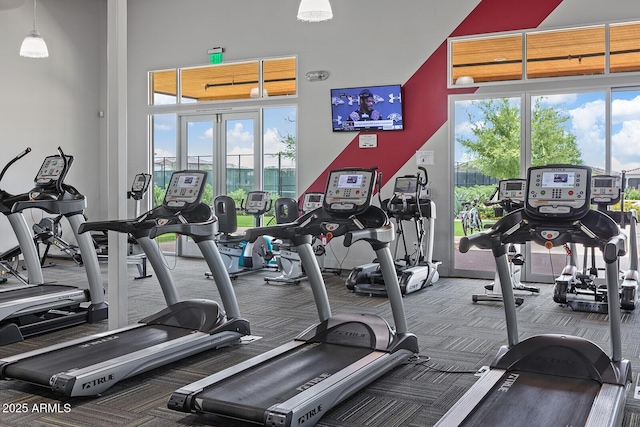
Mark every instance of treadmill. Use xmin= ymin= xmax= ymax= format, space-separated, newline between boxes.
xmin=168 ymin=167 xmax=418 ymax=427
xmin=0 ymin=169 xmax=250 ymax=397
xmin=0 ymin=147 xmax=108 ymax=345
xmin=0 ymin=148 xmax=45 ymax=287
xmin=435 ymin=164 xmax=632 ymax=427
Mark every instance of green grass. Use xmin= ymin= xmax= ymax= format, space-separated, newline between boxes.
xmin=237 ymin=214 xmax=276 ymax=227
xmin=155 ymin=233 xmax=177 ymax=243
xmin=453 ymin=219 xmax=496 ymax=237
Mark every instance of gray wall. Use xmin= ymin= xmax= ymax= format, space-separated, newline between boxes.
xmin=0 ymin=0 xmax=106 ymax=252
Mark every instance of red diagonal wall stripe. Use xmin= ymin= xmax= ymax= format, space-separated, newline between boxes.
xmin=302 ymin=0 xmax=564 ymax=195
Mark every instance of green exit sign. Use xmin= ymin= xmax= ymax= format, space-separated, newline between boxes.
xmin=209 ymin=52 xmax=223 ymax=64
xmin=208 ymin=47 xmax=224 ymax=64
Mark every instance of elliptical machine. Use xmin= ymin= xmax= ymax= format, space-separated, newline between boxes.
xmin=346 ymin=167 xmax=440 ymax=296
xmin=553 ymin=173 xmax=639 ymax=312
xmin=33 ymin=214 xmax=83 ymax=267
xmin=0 ymin=148 xmax=44 ymax=286
xmin=472 ymin=179 xmax=540 ymax=305
xmin=0 ymin=147 xmax=108 ymax=344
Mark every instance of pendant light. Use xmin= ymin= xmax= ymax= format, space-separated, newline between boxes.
xmin=297 ymin=0 xmax=333 ymax=22
xmin=20 ymin=0 xmax=49 ymax=59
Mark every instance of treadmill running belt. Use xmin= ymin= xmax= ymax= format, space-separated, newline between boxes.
xmin=0 ymin=285 xmax=81 ymax=303
xmin=461 ymin=370 xmax=601 ymax=426
xmin=3 ymin=325 xmax=194 ymax=385
xmin=196 ymin=342 xmax=373 ymax=423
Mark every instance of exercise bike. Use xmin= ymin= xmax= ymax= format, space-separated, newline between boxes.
xmin=208 ymin=190 xmax=277 ymax=279
xmin=0 ymin=148 xmax=46 ymax=287
xmin=472 ymin=179 xmax=540 ymax=306
xmin=264 ymin=197 xmax=306 ymax=285
xmin=346 ymin=167 xmax=440 ymax=296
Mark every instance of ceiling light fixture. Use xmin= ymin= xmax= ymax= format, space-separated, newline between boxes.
xmin=297 ymin=0 xmax=333 ymax=22
xmin=20 ymin=0 xmax=48 ymax=58
xmin=455 ymin=76 xmax=475 ymax=85
xmin=250 ymin=87 xmax=269 ymax=98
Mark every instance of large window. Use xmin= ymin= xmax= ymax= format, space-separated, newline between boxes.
xmin=149 ymin=56 xmax=298 ymax=256
xmin=149 ymin=57 xmax=297 ymax=105
xmin=449 ymin=21 xmax=640 ymax=86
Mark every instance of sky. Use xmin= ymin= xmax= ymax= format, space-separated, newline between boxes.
xmin=454 ymin=89 xmax=640 ymax=174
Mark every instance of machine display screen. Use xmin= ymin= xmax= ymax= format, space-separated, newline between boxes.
xmin=308 ymin=194 xmax=322 ymax=203
xmin=394 ymin=177 xmax=418 ymax=194
xmin=176 ymin=175 xmax=199 ymax=188
xmin=131 ymin=174 xmax=150 ymax=192
xmin=337 ymin=174 xmax=364 ymax=189
xmin=250 ymin=193 xmax=264 ymax=201
xmin=541 ymin=171 xmax=575 ymax=188
xmin=593 ymin=178 xmax=613 ymax=188
xmin=505 ymin=181 xmax=524 ymax=191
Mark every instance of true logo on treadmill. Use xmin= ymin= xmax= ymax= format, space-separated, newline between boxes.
xmin=297 ymin=404 xmax=323 ymax=425
xmin=295 ymin=373 xmax=331 ymax=392
xmin=81 ymin=373 xmax=115 ymax=390
xmin=497 ymin=373 xmax=520 ymax=392
xmin=78 ymin=335 xmax=119 ymax=348
xmin=333 ymin=330 xmax=367 ymax=338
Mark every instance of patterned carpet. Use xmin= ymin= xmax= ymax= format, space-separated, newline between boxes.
xmin=1 ymin=254 xmax=640 ymax=427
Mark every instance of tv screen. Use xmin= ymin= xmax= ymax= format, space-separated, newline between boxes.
xmin=331 ymin=84 xmax=403 ymax=132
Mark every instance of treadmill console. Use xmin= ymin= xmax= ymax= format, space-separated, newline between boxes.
xmin=34 ymin=155 xmax=73 ymax=188
xmin=591 ymin=175 xmax=621 ymax=206
xmin=323 ymin=168 xmax=376 ymax=215
xmin=302 ymin=192 xmax=324 ymax=214
xmin=498 ymin=179 xmax=526 ymax=204
xmin=163 ymin=171 xmax=208 ymax=210
xmin=526 ymin=165 xmax=591 ymax=218
xmin=244 ymin=191 xmax=271 ymax=215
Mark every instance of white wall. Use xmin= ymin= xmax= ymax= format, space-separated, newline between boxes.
xmin=0 ymin=0 xmax=106 ymax=252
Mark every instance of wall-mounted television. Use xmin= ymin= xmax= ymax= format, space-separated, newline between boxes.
xmin=331 ymin=84 xmax=403 ymax=132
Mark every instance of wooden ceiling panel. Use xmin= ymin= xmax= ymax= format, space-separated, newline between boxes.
xmin=451 ymin=22 xmax=640 ymax=84
xmin=150 ymin=57 xmax=297 ymax=103
xmin=610 ymin=22 xmax=640 ymax=73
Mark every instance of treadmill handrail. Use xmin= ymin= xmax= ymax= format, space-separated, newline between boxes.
xmin=77 ymin=218 xmax=158 ymax=235
xmin=461 ymin=208 xmax=622 ymax=252
xmin=243 ymin=205 xmax=390 ymax=245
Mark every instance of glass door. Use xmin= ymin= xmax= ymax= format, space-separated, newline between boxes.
xmin=220 ymin=112 xmax=261 ymax=231
xmin=178 ymin=112 xmax=260 ymax=256
xmin=452 ymin=96 xmax=522 ymax=278
xmin=525 ymin=91 xmax=606 ymax=283
xmin=179 ymin=114 xmax=216 ymax=257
